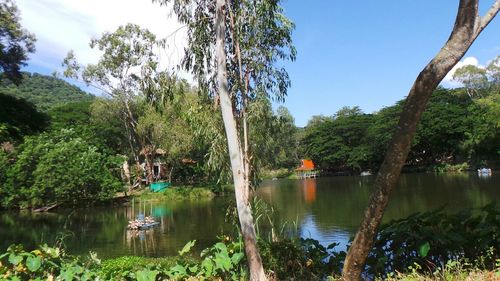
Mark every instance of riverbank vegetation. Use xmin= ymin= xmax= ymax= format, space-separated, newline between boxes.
xmin=1 ymin=0 xmax=499 ymax=279
xmin=137 ymin=187 xmax=216 ymax=202
xmin=2 ymin=67 xmax=497 ymax=209
xmin=301 ymin=83 xmax=499 ymax=174
xmin=1 ymin=204 xmax=498 ymax=280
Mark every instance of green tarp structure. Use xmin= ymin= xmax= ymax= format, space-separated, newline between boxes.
xmin=149 ymin=181 xmax=171 ymax=192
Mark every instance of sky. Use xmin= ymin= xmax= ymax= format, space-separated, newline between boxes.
xmin=17 ymin=0 xmax=500 ymax=127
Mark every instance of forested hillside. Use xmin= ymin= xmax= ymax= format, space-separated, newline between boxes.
xmin=0 ymin=72 xmax=93 ymax=111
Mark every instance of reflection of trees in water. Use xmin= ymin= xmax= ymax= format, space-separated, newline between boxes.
xmin=257 ymin=174 xmax=500 ymax=244
xmin=1 ymin=175 xmax=498 ymax=257
xmin=121 ymin=200 xmax=232 ymax=257
xmin=126 ymin=229 xmax=158 ymax=256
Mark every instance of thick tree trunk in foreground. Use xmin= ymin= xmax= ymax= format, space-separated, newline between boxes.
xmin=342 ymin=1 xmax=499 ymax=280
xmin=215 ymin=0 xmax=267 ymax=280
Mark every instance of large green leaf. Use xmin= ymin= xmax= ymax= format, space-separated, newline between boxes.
xmin=178 ymin=240 xmax=196 ymax=256
xmin=8 ymin=253 xmax=23 ymax=265
xmin=135 ymin=269 xmax=158 ymax=281
xmin=26 ymin=256 xmax=41 ymax=271
xmin=231 ymin=252 xmax=244 ymax=264
xmin=418 ymin=241 xmax=430 ymax=257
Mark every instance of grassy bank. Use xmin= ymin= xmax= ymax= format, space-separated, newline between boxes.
xmin=135 ymin=186 xmax=216 ymax=202
xmin=260 ymin=168 xmax=294 ymax=179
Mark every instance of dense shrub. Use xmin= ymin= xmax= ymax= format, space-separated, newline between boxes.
xmin=366 ymin=203 xmax=500 ymax=277
xmin=99 ymin=256 xmax=178 ymax=280
xmin=0 ymin=244 xmax=100 ymax=280
xmin=1 ymin=129 xmax=123 ymax=208
xmin=260 ymin=238 xmax=344 ymax=280
xmin=0 ymin=93 xmax=49 ymax=143
xmin=150 ymin=187 xmax=215 ymax=201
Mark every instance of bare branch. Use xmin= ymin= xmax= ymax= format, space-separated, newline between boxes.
xmin=478 ymin=0 xmax=500 ymax=35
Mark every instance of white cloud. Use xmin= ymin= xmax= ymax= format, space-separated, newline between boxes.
xmin=442 ymin=56 xmax=484 ymax=88
xmin=17 ymin=0 xmax=188 ymax=80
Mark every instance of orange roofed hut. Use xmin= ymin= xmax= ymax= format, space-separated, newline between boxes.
xmin=295 ymin=159 xmax=318 ymax=178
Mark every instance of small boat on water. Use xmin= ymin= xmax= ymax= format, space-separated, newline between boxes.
xmin=127 ymin=215 xmax=159 ymax=230
xmin=477 ymin=168 xmax=492 ymax=176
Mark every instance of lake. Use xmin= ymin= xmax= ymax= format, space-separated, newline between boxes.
xmin=0 ymin=173 xmax=498 ymax=258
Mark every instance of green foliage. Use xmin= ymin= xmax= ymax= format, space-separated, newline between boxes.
xmin=0 ymin=93 xmax=49 ymax=143
xmin=260 ymin=168 xmax=292 ymax=179
xmin=248 ymin=101 xmax=299 ymax=178
xmin=138 ymin=187 xmax=216 ymax=202
xmin=99 ymin=239 xmax=248 ymax=280
xmin=88 ymin=98 xmax=131 ymax=154
xmin=259 ymin=238 xmax=344 ymax=280
xmin=380 ymin=259 xmax=500 ymax=281
xmin=0 ymin=72 xmax=93 ymax=111
xmin=302 ymin=106 xmax=374 ymax=171
xmin=0 ymin=0 xmax=36 ymax=85
xmin=48 ymin=101 xmax=93 ymax=130
xmin=1 ymin=129 xmax=123 ymax=208
xmin=0 ymin=244 xmax=100 ymax=280
xmin=301 ymin=86 xmax=499 ymax=172
xmin=155 ymin=0 xmax=297 ymax=188
xmin=165 ymin=239 xmax=248 ymax=280
xmin=433 ymin=162 xmax=469 ymax=173
xmin=99 ymin=256 xmax=178 ymax=280
xmin=365 ymin=203 xmax=500 ymax=277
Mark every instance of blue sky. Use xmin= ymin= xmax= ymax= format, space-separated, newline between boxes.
xmin=19 ymin=0 xmax=500 ymax=127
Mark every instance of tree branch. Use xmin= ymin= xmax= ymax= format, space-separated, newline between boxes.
xmin=478 ymin=0 xmax=500 ymax=34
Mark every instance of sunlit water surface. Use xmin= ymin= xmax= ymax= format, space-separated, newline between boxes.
xmin=0 ymin=173 xmax=498 ymax=258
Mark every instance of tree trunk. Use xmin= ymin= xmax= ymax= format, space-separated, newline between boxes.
xmin=341 ymin=1 xmax=499 ymax=280
xmin=215 ymin=0 xmax=267 ymax=280
xmin=144 ymin=148 xmax=155 ymax=184
xmin=122 ymin=159 xmax=131 ymax=190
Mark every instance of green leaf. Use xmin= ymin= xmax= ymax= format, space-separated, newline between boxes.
xmin=8 ymin=253 xmax=23 ymax=265
xmin=418 ymin=241 xmax=430 ymax=257
xmin=231 ymin=252 xmax=244 ymax=265
xmin=135 ymin=269 xmax=158 ymax=281
xmin=201 ymin=259 xmax=214 ymax=277
xmin=214 ymin=252 xmax=232 ymax=271
xmin=169 ymin=264 xmax=188 ymax=276
xmin=188 ymin=264 xmax=199 ymax=273
xmin=26 ymin=256 xmax=41 ymax=271
xmin=213 ymin=242 xmax=227 ymax=253
xmin=59 ymin=268 xmax=75 ymax=281
xmin=178 ymin=240 xmax=196 ymax=256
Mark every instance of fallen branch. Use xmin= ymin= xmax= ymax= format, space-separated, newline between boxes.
xmin=33 ymin=203 xmax=59 ymax=213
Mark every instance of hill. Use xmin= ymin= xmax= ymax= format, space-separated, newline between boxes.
xmin=0 ymin=72 xmax=94 ymax=111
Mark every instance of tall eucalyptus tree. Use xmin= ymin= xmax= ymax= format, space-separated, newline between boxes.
xmin=342 ymin=1 xmax=499 ymax=279
xmin=62 ymin=24 xmax=168 ymax=186
xmin=154 ymin=0 xmax=295 ymax=279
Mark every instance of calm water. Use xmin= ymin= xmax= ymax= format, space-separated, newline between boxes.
xmin=0 ymin=173 xmax=498 ymax=258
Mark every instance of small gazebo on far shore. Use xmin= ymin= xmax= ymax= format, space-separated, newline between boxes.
xmin=295 ymin=159 xmax=319 ymax=179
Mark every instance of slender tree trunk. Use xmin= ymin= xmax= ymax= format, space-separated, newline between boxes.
xmin=215 ymin=0 xmax=267 ymax=280
xmin=227 ymin=0 xmax=252 ymax=199
xmin=122 ymin=159 xmax=131 ymax=191
xmin=144 ymin=147 xmax=155 ymax=184
xmin=122 ymin=112 xmax=142 ymax=190
xmin=341 ymin=1 xmax=499 ymax=280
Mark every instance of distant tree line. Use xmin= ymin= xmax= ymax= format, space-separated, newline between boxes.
xmin=300 ymin=58 xmax=499 ymax=173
